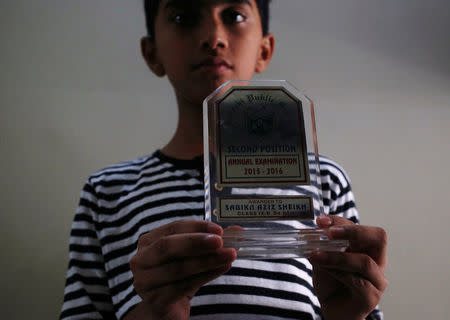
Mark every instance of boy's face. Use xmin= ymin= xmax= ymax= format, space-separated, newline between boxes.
xmin=142 ymin=0 xmax=274 ymax=106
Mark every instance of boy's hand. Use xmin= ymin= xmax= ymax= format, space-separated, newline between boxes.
xmin=126 ymin=220 xmax=236 ymax=320
xmin=309 ymin=215 xmax=388 ymax=320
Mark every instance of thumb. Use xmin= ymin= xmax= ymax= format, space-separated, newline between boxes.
xmin=316 ymin=214 xmax=355 ymax=228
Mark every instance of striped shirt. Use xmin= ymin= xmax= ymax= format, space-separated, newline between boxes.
xmin=60 ymin=150 xmax=383 ymax=320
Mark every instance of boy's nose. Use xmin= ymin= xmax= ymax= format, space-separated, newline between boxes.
xmin=202 ymin=35 xmax=227 ymax=50
xmin=200 ymin=18 xmax=228 ymax=51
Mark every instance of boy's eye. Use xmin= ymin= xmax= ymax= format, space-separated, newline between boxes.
xmin=169 ymin=11 xmax=198 ymax=27
xmin=222 ymin=9 xmax=246 ymax=25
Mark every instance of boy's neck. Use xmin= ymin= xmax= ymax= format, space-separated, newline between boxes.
xmin=161 ymin=97 xmax=204 ymax=160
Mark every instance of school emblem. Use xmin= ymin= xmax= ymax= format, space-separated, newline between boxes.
xmin=246 ymin=106 xmax=275 ymax=135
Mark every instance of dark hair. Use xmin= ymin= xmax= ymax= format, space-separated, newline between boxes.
xmin=143 ymin=0 xmax=271 ymax=38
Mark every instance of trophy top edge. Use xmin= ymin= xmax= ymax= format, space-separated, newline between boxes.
xmin=203 ymin=80 xmax=311 ymax=106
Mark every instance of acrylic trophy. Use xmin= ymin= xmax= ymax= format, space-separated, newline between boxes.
xmin=203 ymin=80 xmax=349 ymax=259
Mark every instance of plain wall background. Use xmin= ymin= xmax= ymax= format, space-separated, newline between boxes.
xmin=1 ymin=0 xmax=449 ymax=319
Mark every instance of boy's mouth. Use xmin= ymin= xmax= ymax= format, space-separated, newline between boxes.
xmin=192 ymin=57 xmax=233 ymax=73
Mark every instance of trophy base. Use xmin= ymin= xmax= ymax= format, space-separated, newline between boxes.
xmin=222 ymin=228 xmax=349 ymax=260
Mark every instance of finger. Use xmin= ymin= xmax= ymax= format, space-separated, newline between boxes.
xmin=316 ymin=215 xmax=387 ymax=270
xmin=224 ymin=225 xmax=244 ymax=231
xmin=166 ymin=263 xmax=232 ymax=300
xmin=309 ymin=251 xmax=388 ymax=292
xmin=138 ymin=220 xmax=223 ymax=249
xmin=150 ymin=263 xmax=232 ymax=307
xmin=319 ymin=268 xmax=383 ymax=314
xmin=133 ymin=248 xmax=237 ymax=292
xmin=327 ymin=225 xmax=387 ymax=270
xmin=136 ymin=233 xmax=224 ymax=267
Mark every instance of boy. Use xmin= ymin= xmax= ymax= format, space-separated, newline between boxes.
xmin=60 ymin=1 xmax=387 ymax=319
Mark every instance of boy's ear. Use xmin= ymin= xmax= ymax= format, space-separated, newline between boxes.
xmin=255 ymin=33 xmax=275 ymax=74
xmin=141 ymin=36 xmax=166 ymax=77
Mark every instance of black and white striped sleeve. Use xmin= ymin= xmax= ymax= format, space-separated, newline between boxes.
xmin=320 ymin=157 xmax=359 ymax=224
xmin=60 ymin=181 xmax=116 ymax=320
